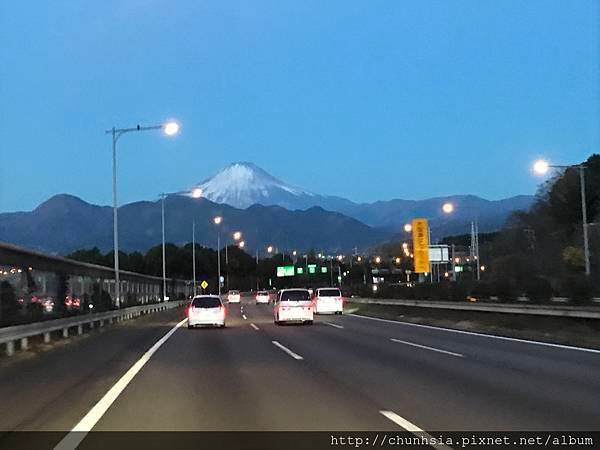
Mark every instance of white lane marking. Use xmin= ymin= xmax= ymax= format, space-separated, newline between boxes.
xmin=54 ymin=318 xmax=188 ymax=450
xmin=250 ymin=323 xmax=259 ymax=331
xmin=349 ymin=313 xmax=600 ymax=355
xmin=380 ymin=410 xmax=452 ymax=450
xmin=323 ymin=321 xmax=344 ymax=329
xmin=390 ymin=338 xmax=464 ymax=358
xmin=242 ymin=314 xmax=247 ymax=320
xmin=271 ymin=340 xmax=304 ymax=360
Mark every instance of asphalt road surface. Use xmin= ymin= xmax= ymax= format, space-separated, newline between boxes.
xmin=1 ymin=295 xmax=599 ymax=447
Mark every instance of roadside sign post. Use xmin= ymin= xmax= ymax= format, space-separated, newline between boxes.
xmin=200 ymin=280 xmax=208 ymax=293
xmin=412 ymin=218 xmax=430 ymax=274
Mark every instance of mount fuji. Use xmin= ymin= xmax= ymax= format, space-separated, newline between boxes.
xmin=189 ymin=162 xmax=354 ymax=211
xmin=189 ymin=162 xmax=534 ymax=235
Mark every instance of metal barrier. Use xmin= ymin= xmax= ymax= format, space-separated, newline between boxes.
xmin=0 ymin=300 xmax=187 ymax=356
xmin=348 ymin=297 xmax=600 ymax=319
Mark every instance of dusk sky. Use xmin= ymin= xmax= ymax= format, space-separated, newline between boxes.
xmin=0 ymin=0 xmax=598 ymax=212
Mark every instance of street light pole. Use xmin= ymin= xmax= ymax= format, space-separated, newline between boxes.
xmin=111 ymin=128 xmax=120 ymax=308
xmin=161 ymin=193 xmax=167 ymax=301
xmin=192 ymin=220 xmax=197 ymax=296
xmin=107 ymin=121 xmax=179 ymax=308
xmin=213 ymin=216 xmax=223 ymax=295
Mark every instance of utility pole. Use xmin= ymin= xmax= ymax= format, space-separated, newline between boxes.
xmin=192 ymin=220 xmax=196 ymax=296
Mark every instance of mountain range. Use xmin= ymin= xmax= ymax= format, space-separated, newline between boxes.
xmin=0 ymin=194 xmax=391 ymax=254
xmin=0 ymin=162 xmax=535 ymax=254
xmin=191 ymin=162 xmax=535 ymax=235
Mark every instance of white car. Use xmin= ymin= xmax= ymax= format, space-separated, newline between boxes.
xmin=314 ymin=287 xmax=344 ymax=314
xmin=227 ymin=290 xmax=241 ymax=303
xmin=255 ymin=290 xmax=270 ymax=304
xmin=187 ymin=295 xmax=226 ymax=328
xmin=274 ymin=289 xmax=313 ymax=325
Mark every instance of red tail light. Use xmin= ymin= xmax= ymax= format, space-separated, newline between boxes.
xmin=221 ymin=306 xmax=227 ymax=317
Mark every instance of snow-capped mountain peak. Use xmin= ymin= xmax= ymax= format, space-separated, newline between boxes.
xmin=189 ymin=162 xmax=314 ymax=209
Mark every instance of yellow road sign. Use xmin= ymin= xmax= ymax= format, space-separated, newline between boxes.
xmin=412 ymin=218 xmax=430 ymax=273
xmin=200 ymin=280 xmax=208 ymax=290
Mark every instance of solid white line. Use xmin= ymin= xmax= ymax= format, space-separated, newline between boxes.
xmin=54 ymin=318 xmax=188 ymax=450
xmin=323 ymin=321 xmax=344 ymax=329
xmin=250 ymin=323 xmax=259 ymax=331
xmin=271 ymin=340 xmax=303 ymax=360
xmin=380 ymin=410 xmax=452 ymax=450
xmin=242 ymin=314 xmax=247 ymax=320
xmin=349 ymin=313 xmax=600 ymax=355
xmin=390 ymin=338 xmax=464 ymax=358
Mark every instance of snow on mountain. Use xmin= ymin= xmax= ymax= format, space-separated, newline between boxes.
xmin=188 ymin=162 xmax=534 ymax=233
xmin=189 ymin=162 xmax=318 ymax=209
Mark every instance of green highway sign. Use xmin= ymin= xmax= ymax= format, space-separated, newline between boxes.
xmin=277 ymin=266 xmax=295 ymax=277
xmin=308 ymin=264 xmax=317 ymax=274
xmin=321 ymin=267 xmax=328 ymax=273
xmin=296 ymin=267 xmax=304 ymax=274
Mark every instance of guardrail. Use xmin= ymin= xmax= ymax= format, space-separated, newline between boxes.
xmin=0 ymin=300 xmax=187 ymax=356
xmin=348 ymin=297 xmax=600 ymax=319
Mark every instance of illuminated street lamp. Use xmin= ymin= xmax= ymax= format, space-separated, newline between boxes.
xmin=163 ymin=121 xmax=180 ymax=136
xmin=233 ymin=231 xmax=242 ymax=241
xmin=267 ymin=245 xmax=273 ymax=254
xmin=375 ymin=256 xmax=381 ymax=264
xmin=404 ymin=223 xmax=412 ymax=233
xmin=106 ymin=120 xmax=179 ymax=308
xmin=533 ymin=159 xmax=550 ymax=175
xmin=533 ymin=159 xmax=590 ymax=275
xmin=191 ymin=188 xmax=203 ymax=198
xmin=442 ymin=202 xmax=454 ymax=214
xmin=395 ymin=257 xmax=401 ymax=264
xmin=238 ymin=240 xmax=245 ymax=249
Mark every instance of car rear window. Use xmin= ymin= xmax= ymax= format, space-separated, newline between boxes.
xmin=319 ymin=288 xmax=341 ymax=297
xmin=258 ymin=291 xmax=269 ymax=295
xmin=229 ymin=291 xmax=239 ymax=294
xmin=192 ymin=297 xmax=222 ymax=308
xmin=280 ymin=290 xmax=310 ymax=301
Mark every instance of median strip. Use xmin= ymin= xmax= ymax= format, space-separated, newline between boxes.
xmin=271 ymin=340 xmax=303 ymax=360
xmin=390 ymin=338 xmax=464 ymax=358
xmin=350 ymin=313 xmax=600 ymax=354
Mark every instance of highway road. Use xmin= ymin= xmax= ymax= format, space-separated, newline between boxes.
xmin=1 ymin=294 xmax=599 ymax=448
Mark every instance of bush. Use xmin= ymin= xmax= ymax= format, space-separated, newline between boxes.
xmin=492 ymin=279 xmax=519 ymax=302
xmin=450 ymin=281 xmax=471 ymax=302
xmin=470 ymin=281 xmax=493 ymax=300
xmin=522 ymin=276 xmax=554 ymax=303
xmin=559 ymin=276 xmax=593 ymax=305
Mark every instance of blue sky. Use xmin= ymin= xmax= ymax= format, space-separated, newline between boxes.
xmin=0 ymin=0 xmax=598 ymax=212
